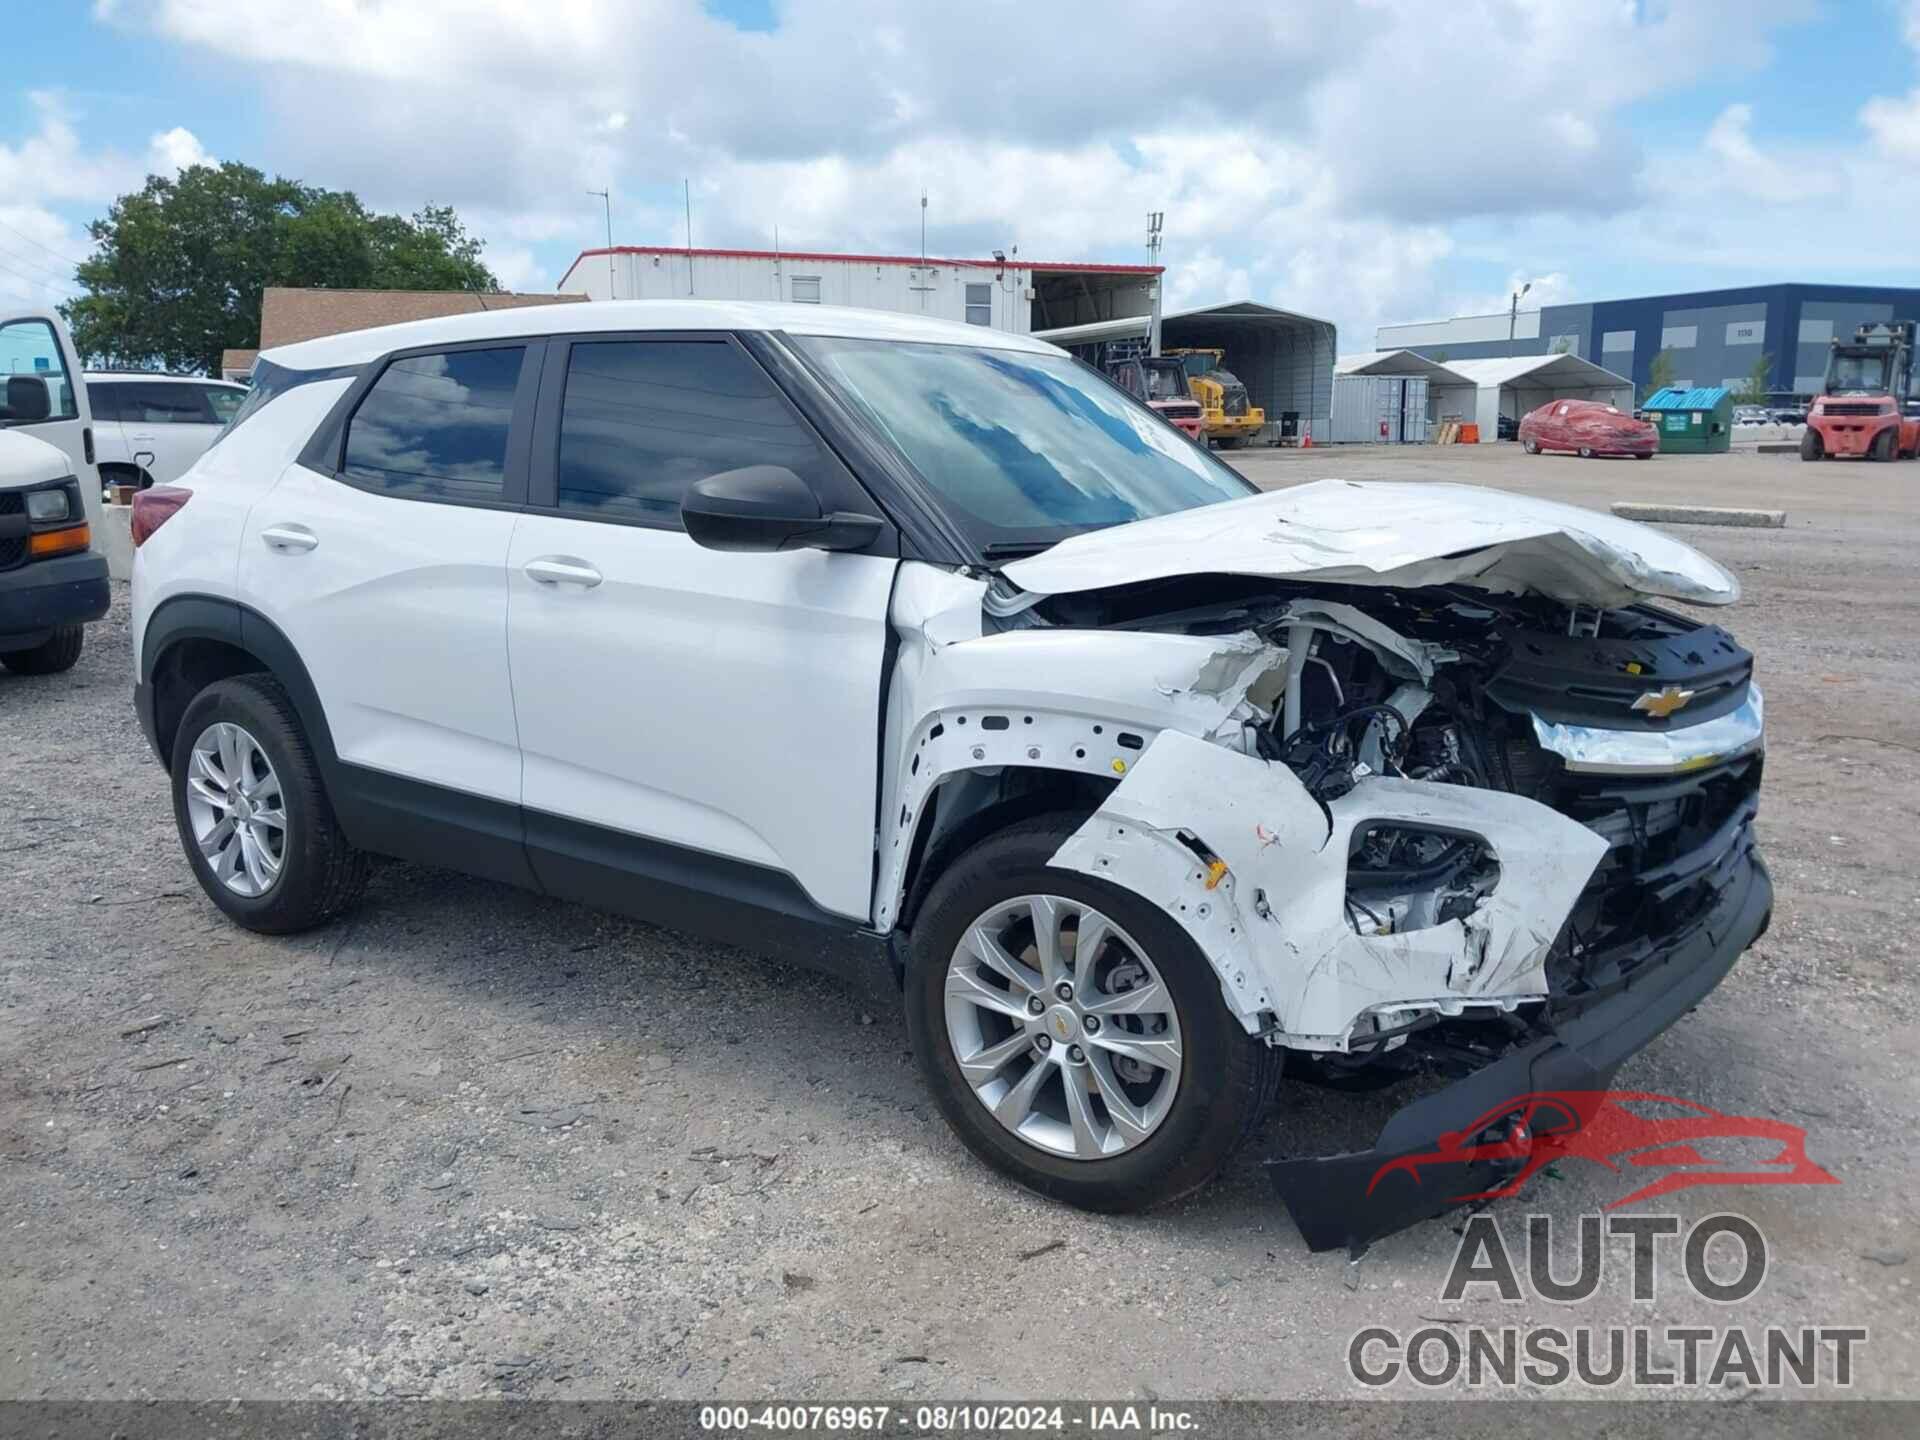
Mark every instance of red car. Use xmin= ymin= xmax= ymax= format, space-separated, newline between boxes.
xmin=1519 ymin=398 xmax=1658 ymax=459
xmin=1367 ymin=1090 xmax=1838 ymax=1210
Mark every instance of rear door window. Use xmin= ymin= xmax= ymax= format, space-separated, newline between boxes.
xmin=343 ymin=347 xmax=527 ymax=503
xmin=118 ymin=382 xmax=217 ymax=425
xmin=552 ymin=338 xmax=834 ymax=528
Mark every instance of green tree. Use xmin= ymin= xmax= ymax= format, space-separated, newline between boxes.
xmin=64 ymin=162 xmax=498 ymax=375
xmin=1736 ymin=352 xmax=1773 ymax=405
xmin=1640 ymin=348 xmax=1677 ymax=404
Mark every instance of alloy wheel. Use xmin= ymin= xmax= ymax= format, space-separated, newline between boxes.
xmin=184 ymin=721 xmax=287 ymax=897
xmin=943 ymin=894 xmax=1183 ymax=1161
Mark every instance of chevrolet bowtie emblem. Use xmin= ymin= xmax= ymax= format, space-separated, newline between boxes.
xmin=1052 ymin=1015 xmax=1072 ymax=1040
xmin=1632 ymin=684 xmax=1696 ymax=719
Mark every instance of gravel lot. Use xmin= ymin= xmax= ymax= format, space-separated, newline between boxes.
xmin=3 ymin=442 xmax=1916 ymax=1402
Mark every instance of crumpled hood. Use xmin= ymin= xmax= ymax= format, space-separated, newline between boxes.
xmin=1000 ymin=479 xmax=1739 ymax=609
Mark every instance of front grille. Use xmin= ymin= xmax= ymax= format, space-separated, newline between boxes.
xmin=0 ymin=492 xmax=25 ymax=573
xmin=1542 ymin=755 xmax=1762 ymax=999
xmin=1162 ymin=403 xmax=1201 ymax=420
xmin=1824 ymin=403 xmax=1883 ymax=417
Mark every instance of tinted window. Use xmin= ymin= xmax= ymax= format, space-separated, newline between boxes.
xmin=116 ymin=382 xmax=217 ymax=425
xmin=0 ymin=318 xmax=79 ymax=425
xmin=89 ymin=382 xmax=126 ymax=422
xmin=343 ymin=347 xmax=525 ymax=502
xmin=200 ymin=384 xmax=246 ymax=423
xmin=555 ymin=339 xmax=832 ymax=527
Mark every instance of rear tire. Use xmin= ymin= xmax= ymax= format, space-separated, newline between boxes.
xmin=0 ymin=624 xmax=84 ymax=675
xmin=905 ymin=813 xmax=1281 ymax=1213
xmin=1578 ymin=446 xmax=1594 ymax=458
xmin=170 ymin=673 xmax=369 ymax=934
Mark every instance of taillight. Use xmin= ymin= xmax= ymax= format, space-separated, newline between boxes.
xmin=132 ymin=486 xmax=192 ymax=547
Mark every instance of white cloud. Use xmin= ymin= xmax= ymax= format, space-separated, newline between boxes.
xmin=56 ymin=0 xmax=1917 ymax=348
xmin=148 ymin=125 xmax=212 ymax=174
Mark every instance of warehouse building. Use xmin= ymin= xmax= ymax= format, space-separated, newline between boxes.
xmin=1377 ymin=283 xmax=1920 ymax=403
xmin=555 ymin=244 xmax=1162 ymax=337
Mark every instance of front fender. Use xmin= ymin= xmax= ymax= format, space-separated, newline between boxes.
xmin=1049 ymin=731 xmax=1608 ymax=1040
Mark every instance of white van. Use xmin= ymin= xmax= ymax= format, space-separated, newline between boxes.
xmin=1 ymin=308 xmax=109 ymax=672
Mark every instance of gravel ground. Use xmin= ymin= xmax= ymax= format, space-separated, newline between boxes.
xmin=2 ymin=443 xmax=1916 ymax=1402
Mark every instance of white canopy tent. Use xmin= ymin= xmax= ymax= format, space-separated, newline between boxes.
xmin=1338 ymin=350 xmax=1634 ymax=437
xmin=1443 ymin=354 xmax=1636 ymax=439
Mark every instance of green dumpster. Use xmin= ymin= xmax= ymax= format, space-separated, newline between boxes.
xmin=1641 ymin=385 xmax=1733 ymax=454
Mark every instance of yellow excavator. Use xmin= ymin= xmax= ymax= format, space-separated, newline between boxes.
xmin=1166 ymin=348 xmax=1265 ymax=447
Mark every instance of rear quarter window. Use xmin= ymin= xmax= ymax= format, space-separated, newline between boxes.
xmin=342 ymin=347 xmax=526 ymax=503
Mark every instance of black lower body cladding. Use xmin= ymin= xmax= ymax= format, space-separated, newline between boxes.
xmin=1267 ymin=823 xmax=1771 ymax=1256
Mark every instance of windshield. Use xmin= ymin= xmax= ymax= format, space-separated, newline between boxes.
xmin=1143 ymin=365 xmax=1187 ymax=401
xmin=1828 ymin=352 xmax=1890 ymax=393
xmin=793 ymin=335 xmax=1254 ymax=551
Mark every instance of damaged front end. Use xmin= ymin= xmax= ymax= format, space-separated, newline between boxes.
xmin=1007 ymin=554 xmax=1769 ymax=1253
xmin=880 ymin=483 xmax=1771 ymax=1253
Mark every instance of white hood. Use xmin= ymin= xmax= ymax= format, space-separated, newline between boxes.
xmin=1000 ymin=479 xmax=1739 ymax=609
xmin=0 ymin=428 xmax=75 ymax=492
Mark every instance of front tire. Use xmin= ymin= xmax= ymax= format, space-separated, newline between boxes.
xmin=1800 ymin=429 xmax=1823 ymax=462
xmin=905 ymin=814 xmax=1280 ymax=1212
xmin=1523 ymin=439 xmax=1540 ymax=454
xmin=170 ymin=674 xmax=368 ymax=934
xmin=1578 ymin=446 xmax=1594 ymax=458
xmin=0 ymin=624 xmax=84 ymax=675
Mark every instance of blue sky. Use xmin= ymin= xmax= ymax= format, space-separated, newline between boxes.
xmin=6 ymin=1 xmax=1919 ymax=353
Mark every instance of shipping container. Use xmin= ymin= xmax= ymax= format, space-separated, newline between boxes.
xmin=1329 ymin=373 xmax=1430 ymax=443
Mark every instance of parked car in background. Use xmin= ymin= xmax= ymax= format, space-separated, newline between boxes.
xmin=1519 ymin=398 xmax=1658 ymax=459
xmin=129 ymin=300 xmax=1769 ymax=1250
xmin=1496 ymin=413 xmax=1520 ymax=441
xmin=87 ymin=372 xmax=249 ymax=491
xmin=1768 ymin=406 xmax=1807 ymax=426
xmin=1733 ymin=405 xmax=1770 ymax=426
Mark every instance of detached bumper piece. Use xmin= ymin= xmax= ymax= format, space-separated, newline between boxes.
xmin=1267 ymin=826 xmax=1771 ymax=1255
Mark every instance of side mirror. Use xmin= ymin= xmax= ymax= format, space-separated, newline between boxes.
xmin=3 ymin=375 xmax=52 ymax=423
xmin=681 ymin=465 xmax=882 ymax=554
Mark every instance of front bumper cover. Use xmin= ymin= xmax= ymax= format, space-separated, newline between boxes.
xmin=0 ymin=550 xmax=110 ymax=644
xmin=1267 ymin=833 xmax=1771 ymax=1255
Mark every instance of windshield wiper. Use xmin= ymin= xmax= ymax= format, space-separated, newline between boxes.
xmin=980 ymin=540 xmax=1061 ymax=559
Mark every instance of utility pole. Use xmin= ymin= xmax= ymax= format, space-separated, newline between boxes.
xmin=685 ymin=179 xmax=695 ymax=295
xmin=1508 ymin=280 xmax=1531 ymax=356
xmin=920 ymin=188 xmax=928 ymax=263
xmin=586 ymin=189 xmax=613 ymax=299
xmin=1146 ymin=211 xmax=1165 ymax=357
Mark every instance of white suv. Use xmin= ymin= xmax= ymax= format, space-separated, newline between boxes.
xmin=86 ymin=371 xmax=249 ymax=491
xmin=130 ymin=301 xmax=1772 ymax=1249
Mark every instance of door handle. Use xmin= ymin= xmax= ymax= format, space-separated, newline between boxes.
xmin=524 ymin=556 xmax=602 ymax=588
xmin=261 ymin=523 xmax=319 ymax=553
